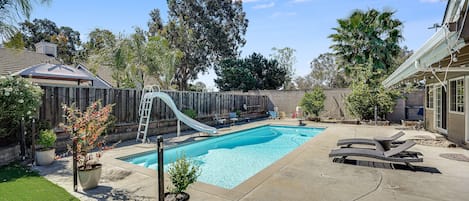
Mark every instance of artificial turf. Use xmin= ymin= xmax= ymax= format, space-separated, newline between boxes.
xmin=0 ymin=163 xmax=78 ymax=201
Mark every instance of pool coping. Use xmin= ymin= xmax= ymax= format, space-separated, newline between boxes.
xmin=107 ymin=122 xmax=328 ymax=200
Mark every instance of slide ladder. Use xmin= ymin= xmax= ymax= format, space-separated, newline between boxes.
xmin=136 ymin=86 xmax=217 ymax=143
xmin=136 ymin=86 xmax=159 ymax=143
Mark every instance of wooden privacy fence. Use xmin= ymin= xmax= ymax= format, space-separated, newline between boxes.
xmin=39 ymin=85 xmax=270 ymax=127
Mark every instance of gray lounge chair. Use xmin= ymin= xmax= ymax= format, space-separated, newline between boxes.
xmin=329 ymin=140 xmax=423 ymax=168
xmin=337 ymin=131 xmax=405 ymax=150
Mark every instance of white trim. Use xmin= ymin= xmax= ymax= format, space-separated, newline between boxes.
xmin=383 ymin=28 xmax=465 ymax=87
xmin=434 ymin=84 xmax=448 ymax=134
xmin=422 ymin=68 xmax=469 ymax=73
xmin=425 ymin=85 xmax=435 ymax=109
xmin=434 ymin=84 xmax=439 ymax=132
xmin=465 ymin=76 xmax=469 ymax=142
xmin=449 ymin=111 xmax=465 ymax=115
xmin=448 ymin=77 xmax=465 ymax=82
xmin=448 ymin=76 xmax=465 ymax=114
xmin=382 ymin=0 xmax=468 ymax=88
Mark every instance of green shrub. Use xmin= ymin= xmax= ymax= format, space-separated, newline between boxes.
xmin=37 ymin=129 xmax=56 ymax=149
xmin=300 ymin=86 xmax=326 ymax=117
xmin=167 ymin=153 xmax=200 ymax=193
xmin=182 ymin=109 xmax=197 ymax=119
xmin=0 ymin=76 xmax=43 ymax=139
xmin=346 ymin=82 xmax=400 ymax=120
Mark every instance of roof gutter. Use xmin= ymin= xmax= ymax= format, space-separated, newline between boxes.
xmin=383 ymin=0 xmax=467 ymax=88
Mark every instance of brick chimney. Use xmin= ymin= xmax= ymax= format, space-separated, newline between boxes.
xmin=35 ymin=41 xmax=57 ymax=57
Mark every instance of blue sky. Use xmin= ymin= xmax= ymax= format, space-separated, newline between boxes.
xmin=30 ymin=0 xmax=447 ymax=90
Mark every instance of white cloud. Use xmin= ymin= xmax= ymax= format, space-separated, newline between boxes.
xmin=253 ymin=2 xmax=275 ymax=9
xmin=271 ymin=12 xmax=297 ymax=18
xmin=419 ymin=0 xmax=444 ymax=3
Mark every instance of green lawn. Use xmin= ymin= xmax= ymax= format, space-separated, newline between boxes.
xmin=0 ymin=163 xmax=78 ymax=201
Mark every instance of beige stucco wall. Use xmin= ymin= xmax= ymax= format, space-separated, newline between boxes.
xmin=426 ymin=74 xmax=468 ymax=147
xmin=226 ymin=89 xmax=353 ymax=120
xmin=425 ymin=109 xmax=435 ymax=132
xmin=447 ymin=112 xmax=466 ymax=144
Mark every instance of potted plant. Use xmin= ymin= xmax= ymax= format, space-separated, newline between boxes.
xmin=62 ymin=101 xmax=114 ymax=190
xmin=35 ymin=129 xmax=56 ymax=166
xmin=165 ymin=153 xmax=200 ymax=201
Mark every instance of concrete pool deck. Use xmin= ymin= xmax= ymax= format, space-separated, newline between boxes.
xmin=34 ymin=119 xmax=469 ymax=200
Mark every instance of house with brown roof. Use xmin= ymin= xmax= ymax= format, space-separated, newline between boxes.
xmin=0 ymin=42 xmax=112 ymax=88
xmin=384 ymin=0 xmax=469 ymax=148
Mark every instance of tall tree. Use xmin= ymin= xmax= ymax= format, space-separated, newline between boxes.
xmin=271 ymin=47 xmax=296 ymax=90
xmin=215 ymin=53 xmax=286 ymax=91
xmin=20 ymin=18 xmax=58 ymax=49
xmin=83 ymin=28 xmax=117 ymax=73
xmin=329 ymin=9 xmax=403 ymax=119
xmin=144 ymin=35 xmax=182 ymax=89
xmin=147 ymin=8 xmax=163 ymax=37
xmin=294 ymin=74 xmax=315 ymax=90
xmin=51 ymin=26 xmax=81 ymax=64
xmin=310 ymin=53 xmax=348 ymax=88
xmin=392 ymin=46 xmax=413 ymax=73
xmin=88 ymin=33 xmax=130 ymax=88
xmin=0 ymin=0 xmax=50 ymax=41
xmin=189 ymin=81 xmax=207 ymax=92
xmin=84 ymin=28 xmax=116 ymax=53
xmin=329 ymin=9 xmax=403 ymax=86
xmin=165 ymin=0 xmax=248 ymax=90
xmin=3 ymin=31 xmax=24 ymax=48
xmin=87 ymin=28 xmax=182 ymax=89
xmin=19 ymin=18 xmax=81 ymax=64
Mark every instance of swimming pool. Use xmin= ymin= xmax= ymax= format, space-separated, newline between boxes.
xmin=121 ymin=125 xmax=325 ymax=189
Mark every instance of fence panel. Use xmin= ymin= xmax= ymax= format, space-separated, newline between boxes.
xmin=38 ymin=85 xmax=270 ymax=127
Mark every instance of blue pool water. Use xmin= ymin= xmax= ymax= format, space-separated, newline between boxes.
xmin=121 ymin=125 xmax=325 ymax=189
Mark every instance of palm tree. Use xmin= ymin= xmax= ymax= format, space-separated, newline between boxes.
xmin=329 ymin=9 xmax=403 ymax=85
xmin=0 ymin=0 xmax=50 ymax=42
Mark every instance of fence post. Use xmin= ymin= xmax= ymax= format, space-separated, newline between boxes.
xmin=73 ymin=138 xmax=78 ymax=192
xmin=31 ymin=118 xmax=36 ymax=165
xmin=177 ymin=120 xmax=180 ymax=137
xmin=19 ymin=117 xmax=26 ymax=159
xmin=157 ymin=136 xmax=164 ymax=201
xmin=374 ymin=105 xmax=378 ymax=126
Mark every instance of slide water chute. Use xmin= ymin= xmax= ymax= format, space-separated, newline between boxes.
xmin=136 ymin=86 xmax=217 ymax=143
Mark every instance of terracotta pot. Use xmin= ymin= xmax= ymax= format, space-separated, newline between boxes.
xmin=78 ymin=164 xmax=102 ymax=190
xmin=35 ymin=148 xmax=55 ymax=166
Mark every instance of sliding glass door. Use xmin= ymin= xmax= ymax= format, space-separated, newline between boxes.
xmin=435 ymin=85 xmax=447 ymax=132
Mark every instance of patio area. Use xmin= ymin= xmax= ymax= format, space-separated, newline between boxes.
xmin=34 ymin=119 xmax=469 ymax=201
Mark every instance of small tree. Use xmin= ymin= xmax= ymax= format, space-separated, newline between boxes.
xmin=167 ymin=153 xmax=200 ymax=194
xmin=300 ymin=86 xmax=326 ymax=117
xmin=346 ymin=82 xmax=400 ymax=120
xmin=62 ymin=101 xmax=114 ymax=170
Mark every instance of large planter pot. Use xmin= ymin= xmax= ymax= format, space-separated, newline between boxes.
xmin=35 ymin=148 xmax=55 ymax=166
xmin=78 ymin=164 xmax=102 ymax=190
xmin=164 ymin=192 xmax=190 ymax=201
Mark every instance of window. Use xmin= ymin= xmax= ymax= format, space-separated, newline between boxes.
xmin=450 ymin=79 xmax=464 ymax=113
xmin=426 ymin=85 xmax=434 ymax=109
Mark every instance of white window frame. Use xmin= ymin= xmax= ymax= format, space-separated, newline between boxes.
xmin=426 ymin=84 xmax=435 ymax=110
xmin=465 ymin=76 xmax=469 ymax=142
xmin=449 ymin=77 xmax=465 ymax=115
xmin=434 ymin=83 xmax=448 ymax=135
